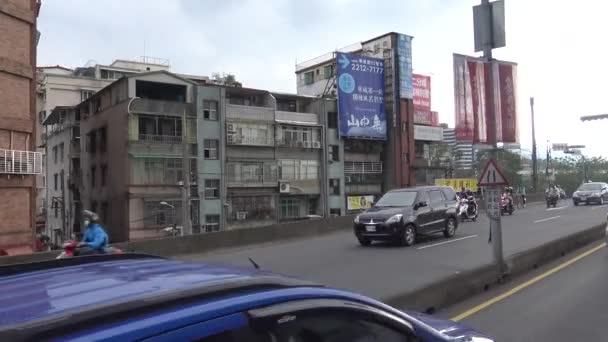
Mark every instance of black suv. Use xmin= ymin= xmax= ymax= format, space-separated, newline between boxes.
xmin=353 ymin=186 xmax=459 ymax=246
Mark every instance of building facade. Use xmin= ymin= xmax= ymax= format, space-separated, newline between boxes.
xmin=295 ymin=32 xmax=416 ymax=211
xmin=0 ymin=0 xmax=42 ymax=254
xmin=39 ymin=58 xmax=172 ymax=242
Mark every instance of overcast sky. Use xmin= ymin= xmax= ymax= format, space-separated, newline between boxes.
xmin=38 ymin=0 xmax=608 ymax=158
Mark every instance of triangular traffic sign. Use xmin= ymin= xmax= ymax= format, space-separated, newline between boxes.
xmin=478 ymin=159 xmax=509 ymax=187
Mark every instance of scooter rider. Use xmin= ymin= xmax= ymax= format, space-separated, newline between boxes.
xmin=76 ymin=210 xmax=109 ymax=256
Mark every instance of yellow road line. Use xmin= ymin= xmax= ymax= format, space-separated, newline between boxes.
xmin=451 ymin=242 xmax=606 ymax=322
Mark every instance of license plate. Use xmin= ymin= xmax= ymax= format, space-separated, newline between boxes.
xmin=365 ymin=225 xmax=376 ymax=232
xmin=580 ymin=197 xmax=586 ymax=201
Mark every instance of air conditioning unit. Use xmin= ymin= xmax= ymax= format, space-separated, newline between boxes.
xmin=296 ymin=141 xmax=305 ymax=148
xmin=227 ymin=134 xmax=235 ymax=144
xmin=236 ymin=211 xmax=247 ymax=220
xmin=303 ymin=141 xmax=312 ymax=148
xmin=279 ymin=182 xmax=290 ymax=193
xmin=226 ymin=123 xmax=236 ymax=133
xmin=312 ymin=141 xmax=321 ymax=149
xmin=345 ymin=176 xmax=351 ymax=183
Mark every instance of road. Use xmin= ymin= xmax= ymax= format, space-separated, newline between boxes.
xmin=181 ymin=201 xmax=608 ymax=302
xmin=444 ymin=241 xmax=608 ymax=341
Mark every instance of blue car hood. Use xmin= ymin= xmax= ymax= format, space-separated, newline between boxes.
xmin=404 ymin=311 xmax=493 ymax=341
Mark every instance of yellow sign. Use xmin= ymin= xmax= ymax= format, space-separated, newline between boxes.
xmin=347 ymin=195 xmax=375 ymax=211
xmin=435 ymin=178 xmax=478 ymax=192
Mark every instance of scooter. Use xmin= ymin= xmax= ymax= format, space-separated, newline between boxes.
xmin=546 ymin=194 xmax=559 ymax=208
xmin=500 ymin=195 xmax=515 ymax=215
xmin=56 ymin=240 xmax=124 ymax=259
xmin=458 ymin=196 xmax=478 ymax=222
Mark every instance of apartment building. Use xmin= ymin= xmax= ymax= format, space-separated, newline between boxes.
xmin=296 ymin=32 xmax=416 ymax=211
xmin=37 ymin=58 xmax=172 ymax=236
xmin=78 ymin=71 xmax=197 ymax=242
xmin=0 ymin=0 xmax=42 ymax=254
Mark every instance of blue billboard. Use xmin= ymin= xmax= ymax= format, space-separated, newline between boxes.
xmin=397 ymin=34 xmax=413 ymax=99
xmin=336 ymin=52 xmax=387 ymax=139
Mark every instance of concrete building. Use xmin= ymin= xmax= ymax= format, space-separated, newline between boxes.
xmin=77 ymin=70 xmax=197 ymax=242
xmin=39 ymin=58 xmax=172 ymax=242
xmin=412 ymin=124 xmax=446 ymax=185
xmin=0 ymin=0 xmax=42 ymax=254
xmin=295 ymin=32 xmax=416 ymax=210
xmin=443 ymin=127 xmax=474 ymax=171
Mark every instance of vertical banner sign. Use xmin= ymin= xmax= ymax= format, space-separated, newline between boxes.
xmin=397 ymin=34 xmax=413 ymax=99
xmin=499 ymin=63 xmax=518 ymax=143
xmin=468 ymin=60 xmax=487 ymax=143
xmin=453 ymin=54 xmax=474 ymax=141
xmin=413 ymin=73 xmax=432 ymax=125
xmin=336 ymin=52 xmax=387 ymax=139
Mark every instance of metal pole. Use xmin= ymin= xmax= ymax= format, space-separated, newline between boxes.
xmin=482 ymin=0 xmax=504 ymax=273
xmin=181 ymin=108 xmax=192 ymax=236
xmin=530 ymin=97 xmax=537 ymax=191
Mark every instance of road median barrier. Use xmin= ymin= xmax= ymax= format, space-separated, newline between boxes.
xmin=384 ymin=223 xmax=606 ymax=313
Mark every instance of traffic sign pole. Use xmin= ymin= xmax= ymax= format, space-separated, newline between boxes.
xmin=479 ymin=158 xmax=508 ymax=274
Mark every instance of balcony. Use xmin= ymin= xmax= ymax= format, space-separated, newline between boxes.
xmin=344 ymin=161 xmax=383 ymax=174
xmin=0 ymin=149 xmax=43 ymax=175
xmin=275 ymin=140 xmax=322 ymax=149
xmin=275 ymin=111 xmax=319 ymax=124
xmin=227 ymin=135 xmax=274 ymax=147
xmin=138 ymin=134 xmax=183 ymax=144
xmin=226 ymin=104 xmax=274 ymax=121
xmin=129 ymin=98 xmax=195 ymax=117
xmin=226 ymin=162 xmax=278 ymax=187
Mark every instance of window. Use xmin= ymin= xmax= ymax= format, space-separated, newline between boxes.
xmin=429 ymin=190 xmax=445 ymax=204
xmin=203 ymin=100 xmax=218 ymax=120
xmin=329 ymin=145 xmax=339 ymax=162
xmin=81 ymin=90 xmax=93 ymax=102
xmin=265 ymin=308 xmax=415 ymax=342
xmin=101 ymin=165 xmax=107 ymax=187
xmin=91 ymin=166 xmax=96 ymax=187
xmin=91 ymin=201 xmax=97 ymax=216
xmin=327 ymin=111 xmax=338 ymax=128
xmin=441 ymin=187 xmax=457 ymax=201
xmin=99 ymin=127 xmax=107 ymax=153
xmin=53 ymin=146 xmax=58 ymax=164
xmin=279 ymin=160 xmax=318 ymax=180
xmin=204 ymin=215 xmax=220 ymax=233
xmin=280 ymin=198 xmax=300 ymax=219
xmin=204 ymin=179 xmax=220 ymax=199
xmin=101 ymin=202 xmax=108 ymax=224
xmin=376 ymin=191 xmax=417 ymax=207
xmin=86 ymin=131 xmax=97 ymax=154
xmin=54 ymin=202 xmax=58 ymax=218
xmin=304 ymin=71 xmax=314 ymax=85
xmin=308 ymin=197 xmax=318 ymax=215
xmin=330 ymin=178 xmax=340 ymax=195
xmin=228 ymin=195 xmax=275 ymax=221
xmin=59 ymin=143 xmax=64 ymax=162
xmin=54 ymin=173 xmax=58 ymax=191
xmin=330 ymin=208 xmax=341 ymax=216
xmin=144 ymin=200 xmax=181 ymax=227
xmin=204 ymin=139 xmax=218 ymax=159
xmin=191 ymin=325 xmax=270 ymax=342
xmin=324 ymin=64 xmax=334 ymax=79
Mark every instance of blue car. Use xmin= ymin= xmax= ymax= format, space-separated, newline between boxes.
xmin=0 ymin=254 xmax=492 ymax=341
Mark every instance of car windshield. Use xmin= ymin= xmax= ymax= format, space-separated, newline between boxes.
xmin=374 ymin=191 xmax=417 ymax=207
xmin=578 ymin=183 xmax=603 ymax=191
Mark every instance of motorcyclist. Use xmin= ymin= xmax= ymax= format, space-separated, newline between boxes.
xmin=76 ymin=210 xmax=109 ymax=256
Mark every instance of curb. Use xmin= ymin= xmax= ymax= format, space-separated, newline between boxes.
xmin=384 ymin=223 xmax=606 ymax=312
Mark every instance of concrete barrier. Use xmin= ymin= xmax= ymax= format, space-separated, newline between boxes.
xmin=386 ymin=223 xmax=606 ymax=312
xmin=0 ymin=215 xmax=355 ymax=265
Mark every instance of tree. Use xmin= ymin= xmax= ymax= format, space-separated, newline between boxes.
xmin=211 ymin=72 xmax=242 ymax=87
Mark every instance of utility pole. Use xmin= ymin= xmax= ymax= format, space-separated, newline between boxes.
xmin=545 ymin=141 xmax=550 ymax=181
xmin=181 ymin=108 xmax=192 ymax=236
xmin=530 ymin=97 xmax=538 ymax=191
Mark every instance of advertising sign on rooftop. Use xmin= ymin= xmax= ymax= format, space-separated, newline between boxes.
xmin=397 ymin=34 xmax=413 ymax=99
xmin=336 ymin=52 xmax=387 ymax=139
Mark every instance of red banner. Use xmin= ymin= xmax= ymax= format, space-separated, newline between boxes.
xmin=413 ymin=74 xmax=431 ymax=111
xmin=453 ymin=54 xmax=518 ymax=144
xmin=431 ymin=111 xmax=439 ymax=126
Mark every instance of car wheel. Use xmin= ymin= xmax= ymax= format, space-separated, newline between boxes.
xmin=444 ymin=217 xmax=457 ymax=238
xmin=400 ymin=225 xmax=416 ymax=247
xmin=573 ymin=201 xmax=578 ymax=206
xmin=601 ymin=197 xmax=604 ymax=205
xmin=358 ymin=237 xmax=372 ymax=246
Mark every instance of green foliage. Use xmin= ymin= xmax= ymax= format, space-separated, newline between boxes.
xmin=550 ymin=156 xmax=608 ymax=195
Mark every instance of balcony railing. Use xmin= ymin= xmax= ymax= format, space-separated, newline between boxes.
xmin=227 ymin=135 xmax=274 ymax=146
xmin=226 ymin=104 xmax=274 ymax=121
xmin=344 ymin=161 xmax=383 ymax=174
xmin=0 ymin=149 xmax=43 ymax=175
xmin=138 ymin=134 xmax=182 ymax=144
xmin=129 ymin=98 xmax=195 ymax=117
xmin=275 ymin=140 xmax=322 ymax=149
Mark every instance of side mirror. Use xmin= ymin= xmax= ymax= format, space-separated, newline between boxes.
xmin=415 ymin=201 xmax=428 ymax=209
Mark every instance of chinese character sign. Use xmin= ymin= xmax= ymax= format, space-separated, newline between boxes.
xmin=413 ymin=74 xmax=431 ymax=111
xmin=336 ymin=52 xmax=387 ymax=139
xmin=397 ymin=34 xmax=413 ymax=99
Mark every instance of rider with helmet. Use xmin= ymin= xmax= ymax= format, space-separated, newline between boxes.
xmin=76 ymin=210 xmax=109 ymax=256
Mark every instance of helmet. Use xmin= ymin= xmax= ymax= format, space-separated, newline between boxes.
xmin=83 ymin=210 xmax=99 ymax=222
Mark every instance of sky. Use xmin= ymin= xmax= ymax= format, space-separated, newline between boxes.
xmin=37 ymin=0 xmax=608 ymax=158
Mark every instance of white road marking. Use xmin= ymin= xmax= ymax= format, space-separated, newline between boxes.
xmin=592 ymin=205 xmax=608 ymax=210
xmin=417 ymin=235 xmax=478 ymax=250
xmin=547 ymin=205 xmax=568 ymax=211
xmin=534 ymin=216 xmax=561 ymax=223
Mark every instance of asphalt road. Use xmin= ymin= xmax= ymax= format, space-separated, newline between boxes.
xmin=443 ymin=242 xmax=608 ymax=341
xmin=181 ymin=200 xmax=608 ymax=303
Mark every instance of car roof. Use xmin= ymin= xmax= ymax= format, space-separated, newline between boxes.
xmin=388 ymin=186 xmax=443 ymax=193
xmin=0 ymin=254 xmax=321 ymax=339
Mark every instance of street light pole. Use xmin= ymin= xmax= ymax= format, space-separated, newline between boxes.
xmin=530 ymin=97 xmax=538 ymax=191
